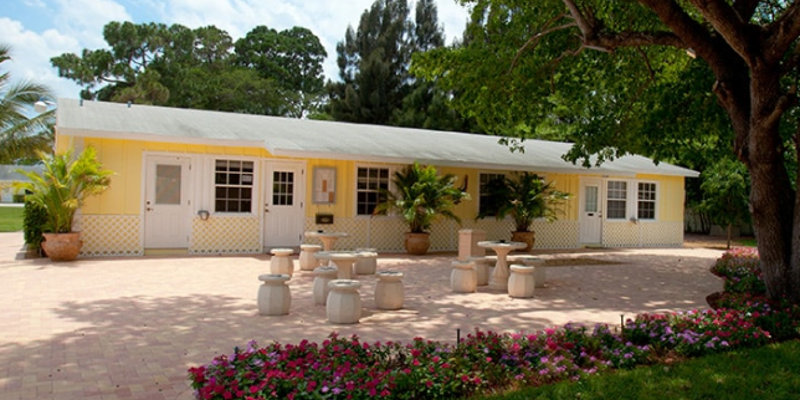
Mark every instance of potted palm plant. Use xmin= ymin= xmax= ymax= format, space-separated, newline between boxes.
xmin=15 ymin=147 xmax=112 ymax=261
xmin=375 ymin=162 xmax=469 ymax=255
xmin=479 ymin=172 xmax=570 ymax=251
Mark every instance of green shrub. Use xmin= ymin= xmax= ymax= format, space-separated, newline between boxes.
xmin=23 ymin=200 xmax=47 ymax=253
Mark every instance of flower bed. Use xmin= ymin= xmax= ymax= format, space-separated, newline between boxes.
xmin=189 ymin=249 xmax=800 ymax=400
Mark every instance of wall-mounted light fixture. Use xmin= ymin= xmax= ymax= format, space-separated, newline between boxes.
xmin=197 ymin=210 xmax=210 ymax=221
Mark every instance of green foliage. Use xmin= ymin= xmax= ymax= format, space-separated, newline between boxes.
xmin=51 ymin=21 xmax=326 ymax=117
xmin=329 ymin=0 xmax=471 ymax=131
xmin=1 ymin=43 xmax=54 ymax=164
xmin=478 ymin=172 xmax=570 ymax=232
xmin=15 ymin=148 xmax=112 ymax=233
xmin=0 ymin=206 xmax=24 ymax=232
xmin=374 ymin=162 xmax=469 ymax=233
xmin=22 ymin=201 xmax=46 ymax=250
xmin=412 ymin=1 xmax=733 ymax=166
xmin=699 ymin=158 xmax=750 ymax=230
xmin=482 ymin=341 xmax=800 ymax=400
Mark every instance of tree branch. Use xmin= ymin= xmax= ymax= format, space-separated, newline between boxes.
xmin=511 ymin=17 xmax=576 ymax=70
xmin=764 ymin=2 xmax=800 ymax=65
xmin=687 ymin=0 xmax=758 ymax=65
xmin=732 ymin=0 xmax=761 ymax=21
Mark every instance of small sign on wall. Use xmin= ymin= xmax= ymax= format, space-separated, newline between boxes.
xmin=315 ymin=213 xmax=334 ymax=224
xmin=313 ymin=167 xmax=336 ymax=204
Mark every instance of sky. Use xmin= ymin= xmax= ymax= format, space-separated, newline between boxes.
xmin=1 ymin=0 xmax=471 ymax=99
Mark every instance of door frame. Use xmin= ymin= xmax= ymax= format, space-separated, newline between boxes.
xmin=142 ymin=153 xmax=193 ymax=249
xmin=579 ymin=177 xmax=603 ymax=245
xmin=262 ymin=159 xmax=306 ymax=249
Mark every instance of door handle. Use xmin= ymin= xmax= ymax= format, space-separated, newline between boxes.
xmin=146 ymin=207 xmax=153 ymax=211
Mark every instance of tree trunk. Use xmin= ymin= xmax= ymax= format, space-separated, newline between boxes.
xmin=747 ymin=68 xmax=799 ymax=304
xmin=726 ymin=223 xmax=731 ymax=250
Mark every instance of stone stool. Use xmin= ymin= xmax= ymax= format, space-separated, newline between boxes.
xmin=508 ymin=265 xmax=535 ymax=298
xmin=312 ymin=266 xmax=338 ymax=305
xmin=299 ymin=244 xmax=322 ymax=271
xmin=257 ymin=274 xmax=291 ymax=316
xmin=519 ymin=256 xmax=546 ymax=288
xmin=451 ymin=261 xmax=477 ymax=293
xmin=468 ymin=256 xmax=492 ymax=286
xmin=326 ymin=279 xmax=362 ymax=324
xmin=270 ymin=248 xmax=295 ymax=277
xmin=354 ymin=248 xmax=378 ymax=275
xmin=375 ymin=271 xmax=404 ymax=310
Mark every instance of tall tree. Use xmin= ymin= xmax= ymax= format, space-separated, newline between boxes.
xmin=330 ymin=0 xmax=472 ymax=131
xmin=329 ymin=0 xmax=413 ymax=124
xmin=51 ymin=21 xmax=324 ymax=117
xmin=0 ymin=44 xmax=54 ymax=164
xmin=416 ymin=0 xmax=800 ymax=303
xmin=235 ymin=26 xmax=327 ymax=116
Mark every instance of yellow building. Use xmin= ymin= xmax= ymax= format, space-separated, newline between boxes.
xmin=55 ymin=99 xmax=698 ymax=257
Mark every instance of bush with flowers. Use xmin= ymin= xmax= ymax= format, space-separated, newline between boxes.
xmin=189 ymin=248 xmax=800 ymax=400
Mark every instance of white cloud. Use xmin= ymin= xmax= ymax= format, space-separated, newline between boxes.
xmin=0 ymin=17 xmax=83 ymax=98
xmin=52 ymin=0 xmax=131 ymax=47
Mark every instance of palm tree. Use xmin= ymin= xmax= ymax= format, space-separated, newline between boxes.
xmin=0 ymin=44 xmax=55 ymax=164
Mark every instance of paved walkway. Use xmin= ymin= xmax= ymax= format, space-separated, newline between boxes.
xmin=0 ymin=232 xmax=724 ymax=399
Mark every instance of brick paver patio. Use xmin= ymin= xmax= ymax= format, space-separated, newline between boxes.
xmin=0 ymin=232 xmax=723 ymax=399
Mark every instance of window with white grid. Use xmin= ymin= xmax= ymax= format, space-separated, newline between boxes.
xmin=356 ymin=167 xmax=389 ymax=215
xmin=214 ymin=160 xmax=254 ymax=213
xmin=606 ymin=181 xmax=627 ymax=219
xmin=637 ymin=182 xmax=656 ymax=220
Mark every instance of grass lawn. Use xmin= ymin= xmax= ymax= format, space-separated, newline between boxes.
xmin=737 ymin=237 xmax=758 ymax=247
xmin=482 ymin=340 xmax=800 ymax=400
xmin=0 ymin=206 xmax=24 ymax=232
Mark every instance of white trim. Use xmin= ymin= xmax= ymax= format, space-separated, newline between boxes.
xmin=58 ymin=128 xmax=266 ymax=149
xmin=263 ymin=159 xmax=307 ymax=247
xmin=603 ymin=178 xmax=660 ymax=223
xmin=210 ymin=156 xmax=260 ymax=216
xmin=353 ymin=163 xmax=400 ymax=218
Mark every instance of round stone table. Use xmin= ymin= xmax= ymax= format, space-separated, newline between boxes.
xmin=315 ymin=251 xmax=358 ymax=279
xmin=477 ymin=240 xmax=527 ymax=290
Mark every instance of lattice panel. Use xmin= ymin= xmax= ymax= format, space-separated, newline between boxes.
xmin=640 ymin=221 xmax=683 ymax=246
xmin=366 ymin=218 xmax=409 ymax=252
xmin=75 ymin=214 xmax=143 ymax=257
xmin=304 ymin=217 xmax=581 ymax=251
xmin=429 ymin=220 xmax=460 ymax=251
xmin=529 ymin=220 xmax=580 ymax=249
xmin=191 ymin=216 xmax=261 ymax=254
xmin=602 ymin=221 xmax=683 ymax=247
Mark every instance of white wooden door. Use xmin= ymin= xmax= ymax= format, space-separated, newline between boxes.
xmin=263 ymin=161 xmax=305 ymax=248
xmin=144 ymin=155 xmax=192 ymax=248
xmin=579 ymin=178 xmax=603 ymax=244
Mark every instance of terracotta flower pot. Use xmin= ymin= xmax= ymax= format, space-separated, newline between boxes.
xmin=511 ymin=231 xmax=535 ymax=252
xmin=41 ymin=232 xmax=82 ymax=261
xmin=404 ymin=232 xmax=430 ymax=255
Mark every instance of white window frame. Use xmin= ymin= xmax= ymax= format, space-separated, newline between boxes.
xmin=354 ymin=164 xmax=397 ymax=218
xmin=212 ymin=157 xmax=259 ymax=216
xmin=604 ymin=179 xmax=659 ymax=222
xmin=605 ymin=180 xmax=628 ymax=220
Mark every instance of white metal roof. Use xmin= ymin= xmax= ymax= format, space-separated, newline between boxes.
xmin=0 ymin=165 xmax=42 ymax=181
xmin=55 ymin=98 xmax=699 ymax=178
